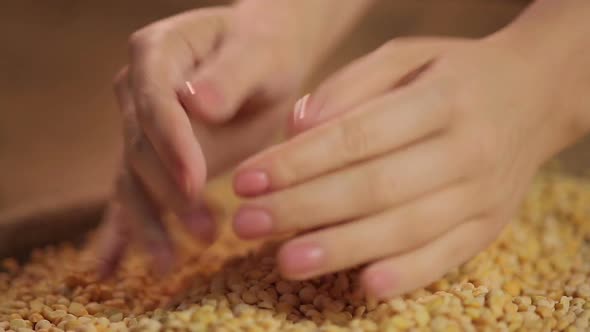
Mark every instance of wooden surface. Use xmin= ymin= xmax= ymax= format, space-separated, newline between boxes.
xmin=5 ymin=0 xmax=587 ymax=258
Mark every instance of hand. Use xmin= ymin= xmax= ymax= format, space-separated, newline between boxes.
xmin=96 ymin=7 xmax=307 ymax=276
xmin=96 ymin=1 xmax=375 ymax=276
xmin=231 ymin=36 xmax=586 ymax=299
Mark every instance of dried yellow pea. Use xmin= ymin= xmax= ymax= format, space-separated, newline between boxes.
xmin=1 ymin=173 xmax=590 ymax=330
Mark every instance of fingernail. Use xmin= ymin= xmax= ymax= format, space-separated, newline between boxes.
xmin=181 ymin=207 xmax=216 ymax=243
xmin=233 ymin=206 xmax=273 ymax=238
xmin=362 ymin=265 xmax=397 ymax=299
xmin=234 ymin=170 xmax=270 ymax=196
xmin=180 ymin=80 xmax=223 ymax=115
xmin=293 ymin=94 xmax=312 ymax=126
xmin=184 ymin=80 xmax=196 ymax=95
xmin=278 ymin=240 xmax=325 ymax=279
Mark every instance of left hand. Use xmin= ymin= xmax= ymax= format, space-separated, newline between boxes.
xmin=230 ymin=36 xmax=585 ymax=299
xmin=95 ymin=0 xmax=375 ymax=276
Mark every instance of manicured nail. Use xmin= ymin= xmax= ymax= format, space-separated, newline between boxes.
xmin=362 ymin=265 xmax=397 ymax=299
xmin=180 ymin=80 xmax=223 ymax=115
xmin=233 ymin=206 xmax=273 ymax=238
xmin=181 ymin=207 xmax=216 ymax=243
xmin=184 ymin=80 xmax=196 ymax=95
xmin=234 ymin=170 xmax=270 ymax=196
xmin=278 ymin=240 xmax=325 ymax=279
xmin=293 ymin=94 xmax=311 ymax=125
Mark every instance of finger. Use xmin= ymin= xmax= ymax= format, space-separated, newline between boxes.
xmin=115 ymin=71 xmax=216 ymax=243
xmin=114 ymin=68 xmax=176 ymax=252
xmin=116 ymin=167 xmax=176 ymax=275
xmin=290 ymin=38 xmax=460 ymax=134
xmin=178 ymin=38 xmax=279 ymax=123
xmin=234 ymin=83 xmax=450 ymax=196
xmin=234 ymin=136 xmax=471 ymax=238
xmin=276 ymin=183 xmax=486 ymax=280
xmin=361 ymin=218 xmax=500 ymax=299
xmin=126 ymin=133 xmax=216 ymax=244
xmin=116 ymin=67 xmax=189 ymax=213
xmin=95 ymin=201 xmax=130 ymax=279
xmin=126 ymin=10 xmax=226 ymax=200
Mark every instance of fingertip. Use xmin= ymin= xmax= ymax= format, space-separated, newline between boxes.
xmin=178 ymin=79 xmax=228 ymax=123
xmin=169 ymin=148 xmax=207 ymax=203
xmin=180 ymin=205 xmax=217 ymax=244
xmin=277 ymin=239 xmax=325 ymax=280
xmin=232 ymin=206 xmax=273 ymax=239
xmin=361 ymin=264 xmax=398 ymax=300
xmin=233 ymin=169 xmax=270 ymax=197
xmin=178 ymin=168 xmax=206 ymax=200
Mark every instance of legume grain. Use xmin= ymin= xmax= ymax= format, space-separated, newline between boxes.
xmin=2 ymin=173 xmax=590 ymax=331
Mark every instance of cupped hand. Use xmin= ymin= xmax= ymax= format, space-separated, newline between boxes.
xmin=96 ymin=6 xmax=310 ymax=276
xmin=232 ymin=36 xmax=581 ymax=298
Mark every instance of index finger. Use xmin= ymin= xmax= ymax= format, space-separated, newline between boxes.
xmin=234 ymin=82 xmax=450 ymax=196
xmin=128 ymin=9 xmax=227 ymax=199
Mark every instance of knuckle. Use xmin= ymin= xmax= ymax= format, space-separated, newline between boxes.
xmin=134 ymin=86 xmax=158 ymax=125
xmin=128 ymin=24 xmax=169 ymax=55
xmin=337 ymin=119 xmax=372 ymax=161
xmin=128 ymin=29 xmax=153 ymax=55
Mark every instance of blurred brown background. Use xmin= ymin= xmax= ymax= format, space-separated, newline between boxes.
xmin=1 ymin=0 xmax=587 ymax=257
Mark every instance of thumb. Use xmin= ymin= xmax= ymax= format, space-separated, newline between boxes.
xmin=288 ymin=38 xmax=465 ymax=135
xmin=179 ymin=40 xmax=274 ymax=123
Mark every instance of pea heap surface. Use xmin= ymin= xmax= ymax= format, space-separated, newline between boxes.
xmin=2 ymin=173 xmax=590 ymax=332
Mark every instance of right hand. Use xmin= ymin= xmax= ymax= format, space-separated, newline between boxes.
xmin=95 ymin=5 xmax=315 ymax=276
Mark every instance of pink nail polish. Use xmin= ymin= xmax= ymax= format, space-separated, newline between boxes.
xmin=234 ymin=170 xmax=270 ymax=196
xmin=362 ymin=265 xmax=396 ymax=299
xmin=293 ymin=94 xmax=311 ymax=125
xmin=233 ymin=206 xmax=273 ymax=238
xmin=179 ymin=80 xmax=224 ymax=121
xmin=182 ymin=80 xmax=223 ymax=111
xmin=179 ymin=81 xmax=199 ymax=117
xmin=181 ymin=207 xmax=216 ymax=243
xmin=278 ymin=240 xmax=325 ymax=278
xmin=184 ymin=81 xmax=196 ymax=95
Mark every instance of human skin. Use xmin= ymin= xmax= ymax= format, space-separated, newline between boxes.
xmin=232 ymin=0 xmax=590 ymax=299
xmin=95 ymin=1 xmax=376 ymax=276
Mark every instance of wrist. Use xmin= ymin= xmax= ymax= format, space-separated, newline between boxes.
xmin=488 ymin=0 xmax=590 ymax=156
